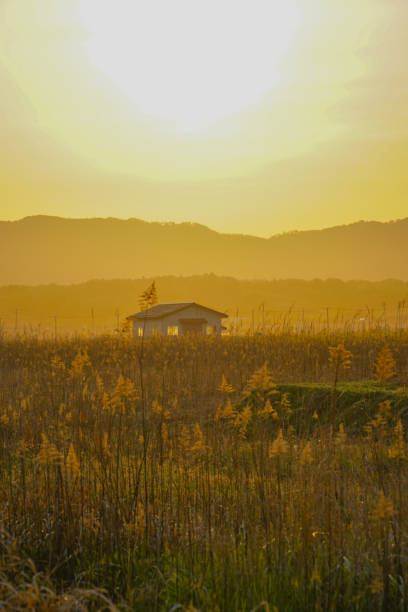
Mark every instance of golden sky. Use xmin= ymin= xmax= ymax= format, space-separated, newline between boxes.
xmin=1 ymin=0 xmax=407 ymax=236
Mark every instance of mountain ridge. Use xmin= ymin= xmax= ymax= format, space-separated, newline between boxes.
xmin=1 ymin=215 xmax=407 ymax=284
xmin=5 ymin=214 xmax=407 ymax=239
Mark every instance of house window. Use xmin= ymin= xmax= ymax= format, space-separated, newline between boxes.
xmin=138 ymin=327 xmax=143 ymax=337
xmin=206 ymin=325 xmax=216 ymax=335
xmin=167 ymin=325 xmax=179 ymax=336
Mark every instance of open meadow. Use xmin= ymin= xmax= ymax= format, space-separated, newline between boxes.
xmin=0 ymin=329 xmax=407 ymax=610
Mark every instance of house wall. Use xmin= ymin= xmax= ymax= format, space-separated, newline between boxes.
xmin=131 ymin=319 xmax=164 ymax=338
xmin=131 ymin=305 xmax=224 ymax=337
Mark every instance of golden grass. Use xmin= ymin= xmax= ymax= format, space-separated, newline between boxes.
xmin=0 ymin=331 xmax=407 ymax=610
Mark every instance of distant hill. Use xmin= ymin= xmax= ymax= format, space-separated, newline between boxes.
xmin=1 ymin=276 xmax=408 ymax=331
xmin=1 ymin=215 xmax=408 ymax=284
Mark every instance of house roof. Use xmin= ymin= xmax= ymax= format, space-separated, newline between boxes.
xmin=127 ymin=302 xmax=228 ymax=320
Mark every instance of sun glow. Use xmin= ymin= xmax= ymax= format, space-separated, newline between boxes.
xmin=80 ymin=0 xmax=300 ymax=131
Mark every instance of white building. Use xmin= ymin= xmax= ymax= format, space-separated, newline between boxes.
xmin=127 ymin=302 xmax=227 ymax=337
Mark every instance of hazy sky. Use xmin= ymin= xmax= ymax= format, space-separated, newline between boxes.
xmin=1 ymin=0 xmax=407 ymax=236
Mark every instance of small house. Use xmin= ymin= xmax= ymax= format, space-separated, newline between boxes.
xmin=127 ymin=302 xmax=227 ymax=337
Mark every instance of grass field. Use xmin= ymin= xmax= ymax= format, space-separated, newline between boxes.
xmin=0 ymin=331 xmax=407 ymax=610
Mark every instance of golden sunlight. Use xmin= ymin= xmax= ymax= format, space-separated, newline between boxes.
xmin=79 ymin=0 xmax=300 ymax=131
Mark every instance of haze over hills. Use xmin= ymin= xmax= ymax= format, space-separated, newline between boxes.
xmin=1 ymin=276 xmax=408 ymax=329
xmin=1 ymin=215 xmax=408 ymax=285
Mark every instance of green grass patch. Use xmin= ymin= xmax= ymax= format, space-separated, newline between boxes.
xmin=277 ymin=381 xmax=408 ymax=431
